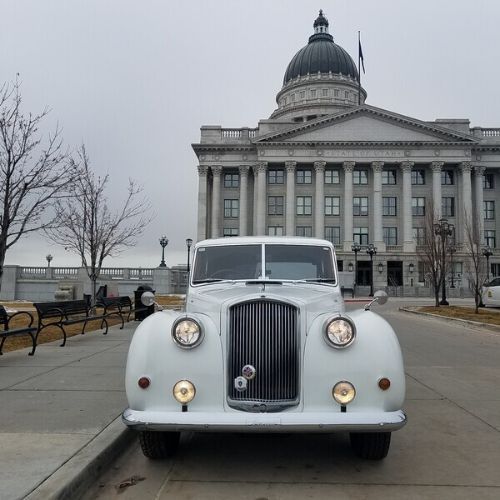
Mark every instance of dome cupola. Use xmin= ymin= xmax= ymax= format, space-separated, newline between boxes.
xmin=271 ymin=10 xmax=366 ymax=122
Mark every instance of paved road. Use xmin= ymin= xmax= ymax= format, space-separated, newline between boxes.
xmin=84 ymin=300 xmax=500 ymax=499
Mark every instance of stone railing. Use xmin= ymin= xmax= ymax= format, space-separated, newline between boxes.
xmin=200 ymin=126 xmax=258 ymax=144
xmin=471 ymin=127 xmax=500 ymax=139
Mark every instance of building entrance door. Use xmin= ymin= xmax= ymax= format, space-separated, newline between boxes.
xmin=357 ymin=261 xmax=372 ymax=286
xmin=387 ymin=261 xmax=403 ymax=287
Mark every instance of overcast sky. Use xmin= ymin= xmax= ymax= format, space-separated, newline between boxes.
xmin=1 ymin=0 xmax=499 ymax=269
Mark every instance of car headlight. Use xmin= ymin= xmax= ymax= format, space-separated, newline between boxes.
xmin=172 ymin=318 xmax=203 ymax=348
xmin=324 ymin=316 xmax=356 ymax=348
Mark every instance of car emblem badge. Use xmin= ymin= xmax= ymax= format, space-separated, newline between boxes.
xmin=242 ymin=364 xmax=257 ymax=380
xmin=234 ymin=376 xmax=247 ymax=392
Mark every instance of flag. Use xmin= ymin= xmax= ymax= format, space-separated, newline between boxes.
xmin=359 ymin=40 xmax=365 ymax=74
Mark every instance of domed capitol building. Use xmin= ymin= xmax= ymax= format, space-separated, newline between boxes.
xmin=192 ymin=11 xmax=500 ymax=295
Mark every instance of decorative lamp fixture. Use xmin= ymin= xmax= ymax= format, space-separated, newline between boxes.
xmin=378 ymin=262 xmax=384 ymax=274
xmin=348 ymin=262 xmax=354 ymax=272
xmin=409 ymin=262 xmax=414 ymax=274
xmin=159 ymin=235 xmax=169 ymax=267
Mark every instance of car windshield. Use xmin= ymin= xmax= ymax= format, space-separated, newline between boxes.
xmin=192 ymin=243 xmax=336 ymax=284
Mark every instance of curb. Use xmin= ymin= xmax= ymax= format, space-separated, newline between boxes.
xmin=25 ymin=416 xmax=135 ymax=500
xmin=399 ymin=307 xmax=500 ymax=333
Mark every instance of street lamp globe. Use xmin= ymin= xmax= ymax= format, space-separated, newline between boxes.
xmin=159 ymin=236 xmax=169 ymax=268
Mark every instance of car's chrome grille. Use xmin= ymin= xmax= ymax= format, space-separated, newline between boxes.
xmin=228 ymin=300 xmax=299 ymax=410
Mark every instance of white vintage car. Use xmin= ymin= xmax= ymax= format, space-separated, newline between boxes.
xmin=123 ymin=237 xmax=406 ymax=460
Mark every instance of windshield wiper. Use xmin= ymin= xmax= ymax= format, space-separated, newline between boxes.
xmin=192 ymin=278 xmax=225 ymax=284
xmin=303 ymin=278 xmax=336 ymax=283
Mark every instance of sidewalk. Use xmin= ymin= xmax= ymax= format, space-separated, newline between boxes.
xmin=0 ymin=321 xmax=137 ymax=500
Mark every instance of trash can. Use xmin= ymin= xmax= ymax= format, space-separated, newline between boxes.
xmin=134 ymin=285 xmax=155 ymax=320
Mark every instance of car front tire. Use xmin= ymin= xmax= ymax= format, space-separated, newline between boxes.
xmin=139 ymin=430 xmax=180 ymax=459
xmin=350 ymin=432 xmax=391 ymax=460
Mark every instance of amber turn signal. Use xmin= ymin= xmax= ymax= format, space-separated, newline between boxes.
xmin=378 ymin=378 xmax=391 ymax=390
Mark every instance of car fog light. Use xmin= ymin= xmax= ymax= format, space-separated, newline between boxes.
xmin=173 ymin=380 xmax=196 ymax=404
xmin=378 ymin=377 xmax=391 ymax=390
xmin=332 ymin=381 xmax=356 ymax=405
xmin=138 ymin=377 xmax=151 ymax=389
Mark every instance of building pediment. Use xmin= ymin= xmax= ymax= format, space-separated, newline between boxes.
xmin=255 ymin=105 xmax=477 ymax=145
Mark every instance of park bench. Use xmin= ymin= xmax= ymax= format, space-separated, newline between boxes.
xmin=0 ymin=305 xmax=38 ymax=356
xmin=96 ymin=296 xmax=130 ymax=326
xmin=33 ymin=299 xmax=110 ymax=353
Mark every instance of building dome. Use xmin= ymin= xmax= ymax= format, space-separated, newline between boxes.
xmin=271 ymin=10 xmax=366 ymax=122
xmin=284 ymin=10 xmax=358 ymax=84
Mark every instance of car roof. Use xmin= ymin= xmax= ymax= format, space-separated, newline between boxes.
xmin=195 ymin=236 xmax=335 ymax=249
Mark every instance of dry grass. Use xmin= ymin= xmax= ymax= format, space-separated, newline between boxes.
xmin=417 ymin=306 xmax=500 ymax=326
xmin=1 ymin=295 xmax=186 ymax=354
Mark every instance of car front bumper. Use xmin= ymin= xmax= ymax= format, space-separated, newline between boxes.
xmin=122 ymin=408 xmax=407 ymax=433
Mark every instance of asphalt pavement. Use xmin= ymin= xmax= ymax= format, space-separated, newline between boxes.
xmin=0 ymin=296 xmax=496 ymax=500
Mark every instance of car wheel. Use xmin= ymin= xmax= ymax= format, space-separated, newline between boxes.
xmin=350 ymin=432 xmax=391 ymax=460
xmin=139 ymin=430 xmax=180 ymax=459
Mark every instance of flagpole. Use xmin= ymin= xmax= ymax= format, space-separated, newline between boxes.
xmin=358 ymin=31 xmax=361 ymax=105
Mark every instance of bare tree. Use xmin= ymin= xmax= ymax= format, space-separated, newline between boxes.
xmin=0 ymin=79 xmax=76 ymax=291
xmin=463 ymin=210 xmax=485 ymax=313
xmin=46 ymin=145 xmax=153 ymax=305
xmin=416 ymin=200 xmax=445 ymax=306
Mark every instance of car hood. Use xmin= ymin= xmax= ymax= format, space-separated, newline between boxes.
xmin=185 ymin=281 xmax=345 ymax=319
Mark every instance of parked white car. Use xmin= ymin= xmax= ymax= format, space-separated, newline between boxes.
xmin=123 ymin=237 xmax=406 ymax=460
xmin=482 ymin=277 xmax=500 ymax=306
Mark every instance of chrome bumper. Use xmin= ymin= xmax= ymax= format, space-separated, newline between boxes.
xmin=122 ymin=408 xmax=407 ymax=433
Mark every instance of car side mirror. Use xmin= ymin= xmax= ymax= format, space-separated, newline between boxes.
xmin=141 ymin=291 xmax=163 ymax=311
xmin=364 ymin=290 xmax=388 ymax=311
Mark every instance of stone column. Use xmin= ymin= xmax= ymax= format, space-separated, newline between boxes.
xmin=254 ymin=162 xmax=267 ymax=235
xmin=211 ymin=166 xmax=222 ymax=239
xmin=314 ymin=161 xmax=326 ymax=238
xmin=343 ymin=161 xmax=355 ymax=251
xmin=197 ymin=165 xmax=209 ymax=241
xmin=400 ymin=161 xmax=415 ymax=252
xmin=460 ymin=162 xmax=473 ymax=244
xmin=371 ymin=161 xmax=385 ymax=251
xmin=239 ymin=166 xmax=250 ymax=236
xmin=285 ymin=161 xmax=296 ymax=236
xmin=431 ymin=161 xmax=443 ymax=220
xmin=474 ymin=166 xmax=486 ymax=245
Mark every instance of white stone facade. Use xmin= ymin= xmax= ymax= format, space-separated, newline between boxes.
xmin=192 ymin=14 xmax=500 ymax=295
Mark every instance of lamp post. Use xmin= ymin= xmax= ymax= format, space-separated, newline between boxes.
xmin=46 ymin=254 xmax=53 ymax=267
xmin=434 ymin=218 xmax=454 ymax=306
xmin=366 ymin=243 xmax=377 ymax=296
xmin=159 ymin=235 xmax=169 ymax=267
xmin=448 ymin=244 xmax=457 ymax=288
xmin=351 ymin=242 xmax=361 ymax=289
xmin=186 ymin=238 xmax=193 ymax=273
xmin=482 ymin=246 xmax=493 ymax=281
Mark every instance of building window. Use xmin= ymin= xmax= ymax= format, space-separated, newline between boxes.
xmin=224 ymin=199 xmax=239 ymax=218
xmin=296 ymin=169 xmax=312 ymax=184
xmin=411 ymin=169 xmax=425 ymax=185
xmin=353 ymin=197 xmax=369 ymax=216
xmin=224 ymin=173 xmax=239 ymax=188
xmin=353 ymin=227 xmax=369 ymax=245
xmin=418 ymin=261 xmax=425 ymax=283
xmin=268 ymin=226 xmax=283 ymax=236
xmin=223 ymin=228 xmax=238 ymax=237
xmin=484 ymin=200 xmax=495 ymax=220
xmin=311 ymin=89 xmax=316 ymax=98
xmin=300 ymin=91 xmax=305 ymax=99
xmin=268 ymin=169 xmax=284 ymax=184
xmin=325 ymin=226 xmax=341 ymax=245
xmin=442 ymin=197 xmax=455 ymax=217
xmin=296 ymin=196 xmax=312 ymax=215
xmin=325 ymin=169 xmax=340 ymax=184
xmin=353 ymin=169 xmax=368 ymax=184
xmin=441 ymin=170 xmax=454 ymax=185
xmin=322 ymin=88 xmax=328 ymax=97
xmin=296 ymin=226 xmax=312 ymax=237
xmin=382 ymin=197 xmax=397 ymax=216
xmin=412 ymin=197 xmax=425 ymax=216
xmin=383 ymin=227 xmax=398 ymax=245
xmin=291 ymin=94 xmax=295 ymax=102
xmin=268 ymin=196 xmax=284 ymax=215
xmin=382 ymin=170 xmax=397 ymax=185
xmin=485 ymin=230 xmax=496 ymax=248
xmin=334 ymin=89 xmax=339 ymax=97
xmin=325 ymin=196 xmax=340 ymax=216
xmin=413 ymin=227 xmax=425 ymax=245
xmin=484 ymin=173 xmax=494 ymax=189
xmin=344 ymin=90 xmax=349 ymax=98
